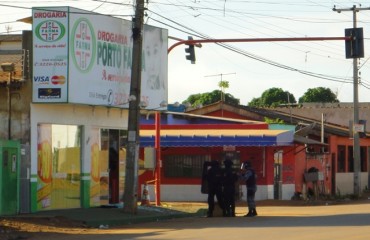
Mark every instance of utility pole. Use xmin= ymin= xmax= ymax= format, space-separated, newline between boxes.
xmin=333 ymin=5 xmax=370 ymax=197
xmin=123 ymin=0 xmax=145 ymax=214
xmin=287 ymin=93 xmax=292 ymax=124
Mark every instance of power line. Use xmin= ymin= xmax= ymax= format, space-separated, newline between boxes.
xmin=149 ymin=11 xmax=353 ymax=84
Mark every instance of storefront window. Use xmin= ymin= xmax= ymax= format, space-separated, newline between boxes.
xmin=37 ymin=124 xmax=81 ymax=210
xmin=164 ymin=155 xmax=210 ymax=178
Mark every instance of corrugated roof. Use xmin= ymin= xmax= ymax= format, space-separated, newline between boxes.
xmin=140 ymin=129 xmax=294 ymax=147
xmin=165 ymin=111 xmax=266 ymax=125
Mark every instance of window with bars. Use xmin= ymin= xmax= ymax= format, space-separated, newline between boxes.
xmin=164 ymin=155 xmax=211 ymax=178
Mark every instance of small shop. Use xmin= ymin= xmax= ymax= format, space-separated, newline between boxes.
xmin=138 ymin=113 xmax=296 ymax=202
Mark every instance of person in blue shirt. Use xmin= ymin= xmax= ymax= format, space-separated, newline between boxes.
xmin=240 ymin=161 xmax=257 ymax=217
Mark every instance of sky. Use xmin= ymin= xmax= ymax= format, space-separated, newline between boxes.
xmin=2 ymin=0 xmax=370 ymax=105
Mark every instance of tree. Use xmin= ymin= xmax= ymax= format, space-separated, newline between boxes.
xmin=248 ymin=87 xmax=296 ymax=107
xmin=183 ymin=89 xmax=240 ymax=107
xmin=299 ymin=87 xmax=339 ymax=103
xmin=248 ymin=97 xmax=262 ymax=107
xmin=218 ymin=80 xmax=229 ymax=102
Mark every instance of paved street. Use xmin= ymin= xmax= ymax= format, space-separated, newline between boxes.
xmin=29 ymin=202 xmax=370 ymax=240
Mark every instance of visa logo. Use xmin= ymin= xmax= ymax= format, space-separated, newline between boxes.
xmin=34 ymin=76 xmax=50 ymax=84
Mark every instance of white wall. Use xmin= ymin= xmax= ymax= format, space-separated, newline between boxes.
xmin=145 ymin=184 xmax=208 ymax=202
xmin=147 ymin=184 xmax=278 ymax=202
xmin=282 ymin=184 xmax=295 ymax=200
xmin=336 ymin=172 xmax=369 ymax=195
xmin=0 ymin=40 xmax=22 ymax=51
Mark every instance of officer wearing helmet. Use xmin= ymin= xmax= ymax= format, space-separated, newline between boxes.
xmin=222 ymin=159 xmax=238 ymax=217
xmin=240 ymin=161 xmax=257 ymax=217
xmin=206 ymin=160 xmax=225 ymax=217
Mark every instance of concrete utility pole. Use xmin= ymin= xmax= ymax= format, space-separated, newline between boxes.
xmin=333 ymin=5 xmax=370 ymax=197
xmin=123 ymin=0 xmax=145 ymax=214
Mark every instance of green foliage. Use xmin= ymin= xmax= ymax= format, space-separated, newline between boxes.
xmin=264 ymin=117 xmax=285 ymax=124
xmin=218 ymin=80 xmax=229 ymax=101
xmin=248 ymin=87 xmax=296 ymax=107
xmin=298 ymin=87 xmax=339 ymax=103
xmin=182 ymin=86 xmax=339 ymax=109
xmin=248 ymin=97 xmax=261 ymax=107
xmin=218 ymin=80 xmax=229 ymax=89
xmin=183 ymin=89 xmax=240 ymax=107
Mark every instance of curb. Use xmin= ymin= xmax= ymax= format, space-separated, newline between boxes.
xmin=85 ymin=211 xmax=206 ymax=228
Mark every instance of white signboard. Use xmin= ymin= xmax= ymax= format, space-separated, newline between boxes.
xmin=32 ymin=7 xmax=69 ymax=102
xmin=32 ymin=7 xmax=168 ymax=109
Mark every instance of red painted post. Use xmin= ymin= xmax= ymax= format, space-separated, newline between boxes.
xmin=155 ymin=111 xmax=161 ymax=206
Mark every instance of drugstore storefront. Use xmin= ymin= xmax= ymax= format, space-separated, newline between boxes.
xmin=30 ymin=104 xmax=129 ymax=212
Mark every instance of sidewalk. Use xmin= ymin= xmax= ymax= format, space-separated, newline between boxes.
xmin=2 ymin=200 xmax=370 ymax=240
xmin=8 ymin=202 xmax=208 ymax=228
xmin=6 ymin=197 xmax=370 ymax=229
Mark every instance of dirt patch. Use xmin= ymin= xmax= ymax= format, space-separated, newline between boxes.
xmin=0 ymin=216 xmax=88 ymax=240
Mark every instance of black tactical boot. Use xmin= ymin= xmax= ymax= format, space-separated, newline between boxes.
xmin=223 ymin=208 xmax=228 ymax=217
xmin=231 ymin=205 xmax=236 ymax=217
xmin=252 ymin=208 xmax=258 ymax=216
xmin=231 ymin=209 xmax=236 ymax=217
xmin=244 ymin=209 xmax=253 ymax=217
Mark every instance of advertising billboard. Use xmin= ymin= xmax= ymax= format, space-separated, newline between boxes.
xmin=32 ymin=7 xmax=69 ymax=102
xmin=32 ymin=7 xmax=168 ymax=109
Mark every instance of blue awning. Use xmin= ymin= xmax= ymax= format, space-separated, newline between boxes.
xmin=140 ymin=129 xmax=294 ymax=147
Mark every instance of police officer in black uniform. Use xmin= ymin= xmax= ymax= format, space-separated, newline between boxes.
xmin=240 ymin=161 xmax=257 ymax=217
xmin=206 ymin=160 xmax=225 ymax=217
xmin=222 ymin=159 xmax=238 ymax=217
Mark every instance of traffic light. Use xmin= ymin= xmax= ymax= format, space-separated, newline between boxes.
xmin=185 ymin=36 xmax=196 ymax=64
xmin=345 ymin=28 xmax=364 ymax=59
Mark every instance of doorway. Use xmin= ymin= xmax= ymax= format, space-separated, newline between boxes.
xmin=273 ymin=150 xmax=283 ymax=200
xmin=108 ymin=130 xmax=119 ymax=203
xmin=274 ymin=163 xmax=282 ymax=200
xmin=100 ymin=129 xmax=127 ymax=205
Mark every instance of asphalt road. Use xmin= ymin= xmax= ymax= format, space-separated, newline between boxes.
xmin=28 ymin=201 xmax=370 ymax=240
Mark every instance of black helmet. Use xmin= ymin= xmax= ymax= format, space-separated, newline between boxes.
xmin=224 ymin=159 xmax=233 ymax=167
xmin=241 ymin=161 xmax=251 ymax=170
xmin=210 ymin=160 xmax=219 ymax=167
